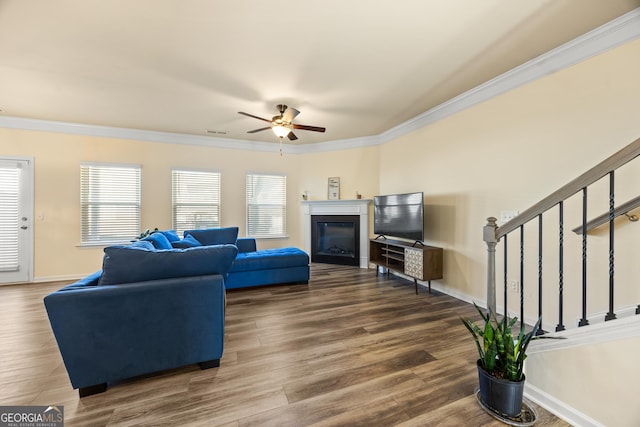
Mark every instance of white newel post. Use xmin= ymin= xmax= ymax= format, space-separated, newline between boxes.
xmin=302 ymin=199 xmax=372 ymax=269
xmin=484 ymin=217 xmax=498 ymax=314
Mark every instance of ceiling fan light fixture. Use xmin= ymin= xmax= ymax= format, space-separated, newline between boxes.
xmin=238 ymin=105 xmax=325 ymax=143
xmin=272 ymin=124 xmax=290 ymax=138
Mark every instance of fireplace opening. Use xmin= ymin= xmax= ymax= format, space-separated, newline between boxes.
xmin=311 ymin=215 xmax=360 ymax=266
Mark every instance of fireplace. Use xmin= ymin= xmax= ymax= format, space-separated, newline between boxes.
xmin=311 ymin=215 xmax=360 ymax=266
xmin=301 ymin=199 xmax=371 ymax=268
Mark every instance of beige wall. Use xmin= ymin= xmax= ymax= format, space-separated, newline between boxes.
xmin=0 ymin=39 xmax=637 ymax=310
xmin=378 ymin=38 xmax=640 ymax=325
xmin=297 ymin=148 xmax=380 ymax=203
xmin=526 ymin=337 xmax=640 ymax=426
xmin=0 ymin=129 xmax=380 ymax=280
xmin=376 ymin=38 xmax=640 ymax=426
xmin=1 ymin=40 xmax=638 ymax=304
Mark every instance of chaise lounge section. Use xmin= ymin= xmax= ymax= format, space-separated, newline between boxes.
xmin=226 ymin=239 xmax=310 ymax=289
xmin=181 ymin=227 xmax=310 ymax=289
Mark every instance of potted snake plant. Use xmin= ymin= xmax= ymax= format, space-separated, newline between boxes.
xmin=461 ymin=303 xmax=542 ymax=417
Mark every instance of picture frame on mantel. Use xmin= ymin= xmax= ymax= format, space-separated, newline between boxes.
xmin=328 ymin=177 xmax=340 ymax=200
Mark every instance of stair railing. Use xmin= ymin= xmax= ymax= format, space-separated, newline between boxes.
xmin=484 ymin=136 xmax=640 ymax=331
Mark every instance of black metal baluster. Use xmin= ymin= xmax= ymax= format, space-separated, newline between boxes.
xmin=537 ymin=214 xmax=544 ymax=334
xmin=504 ymin=234 xmax=508 ymax=318
xmin=520 ymin=224 xmax=524 ymax=325
xmin=579 ymin=188 xmax=589 ymax=327
xmin=606 ymin=171 xmax=616 ymax=321
xmin=556 ymin=201 xmax=565 ymax=332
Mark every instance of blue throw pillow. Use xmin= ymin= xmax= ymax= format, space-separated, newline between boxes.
xmin=159 ymin=229 xmax=180 ymax=242
xmin=129 ymin=240 xmax=155 ymax=250
xmin=142 ymin=232 xmax=173 ymax=249
xmin=171 ymin=234 xmax=202 ymax=249
xmin=98 ymin=244 xmax=239 ymax=286
xmin=184 ymin=227 xmax=239 ymax=246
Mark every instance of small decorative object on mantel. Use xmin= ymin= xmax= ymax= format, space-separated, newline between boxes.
xmin=356 ymin=191 xmax=362 ymax=199
xmin=301 ymin=191 xmax=308 ymax=200
xmin=328 ymin=177 xmax=340 ymax=200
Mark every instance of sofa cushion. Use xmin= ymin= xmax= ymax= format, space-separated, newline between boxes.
xmin=229 ymin=247 xmax=309 ymax=273
xmin=184 ymin=227 xmax=239 ymax=246
xmin=142 ymin=232 xmax=173 ymax=249
xmin=99 ymin=244 xmax=239 ymax=286
xmin=171 ymin=234 xmax=202 ymax=249
xmin=130 ymin=240 xmax=155 ymax=250
xmin=235 ymin=237 xmax=257 ymax=253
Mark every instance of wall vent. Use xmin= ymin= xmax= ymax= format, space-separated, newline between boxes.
xmin=205 ymin=130 xmax=228 ymax=136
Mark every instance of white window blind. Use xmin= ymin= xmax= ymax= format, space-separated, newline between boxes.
xmin=246 ymin=173 xmax=286 ymax=238
xmin=172 ymin=169 xmax=221 ymax=235
xmin=0 ymin=165 xmax=19 ymax=271
xmin=80 ymin=164 xmax=141 ymax=244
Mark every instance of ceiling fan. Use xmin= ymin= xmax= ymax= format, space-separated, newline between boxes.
xmin=238 ymin=104 xmax=326 ymax=141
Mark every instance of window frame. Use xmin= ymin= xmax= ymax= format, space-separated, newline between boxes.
xmin=171 ymin=168 xmax=221 ymax=235
xmin=245 ymin=172 xmax=287 ymax=239
xmin=79 ymin=162 xmax=141 ymax=246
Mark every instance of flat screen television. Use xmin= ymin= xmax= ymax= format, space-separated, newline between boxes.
xmin=373 ymin=191 xmax=424 ymax=242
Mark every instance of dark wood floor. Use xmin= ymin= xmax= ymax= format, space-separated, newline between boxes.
xmin=0 ymin=264 xmax=569 ymax=426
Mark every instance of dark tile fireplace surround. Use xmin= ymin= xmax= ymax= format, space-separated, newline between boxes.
xmin=311 ymin=215 xmax=360 ymax=266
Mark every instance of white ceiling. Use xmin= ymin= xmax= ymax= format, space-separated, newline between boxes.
xmin=0 ymin=0 xmax=638 ymax=145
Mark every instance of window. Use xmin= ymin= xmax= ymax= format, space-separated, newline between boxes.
xmin=0 ymin=163 xmax=19 ymax=271
xmin=172 ymin=169 xmax=221 ymax=235
xmin=80 ymin=163 xmax=141 ymax=244
xmin=246 ymin=173 xmax=286 ymax=238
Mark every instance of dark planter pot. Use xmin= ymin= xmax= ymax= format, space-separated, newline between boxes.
xmin=477 ymin=360 xmax=525 ymax=417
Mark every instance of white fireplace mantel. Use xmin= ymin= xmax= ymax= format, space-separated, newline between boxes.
xmin=301 ymin=199 xmax=372 ymax=268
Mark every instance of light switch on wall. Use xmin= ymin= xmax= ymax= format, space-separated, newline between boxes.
xmin=500 ymin=210 xmax=519 ymax=224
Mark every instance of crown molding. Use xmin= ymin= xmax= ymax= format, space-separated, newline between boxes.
xmin=0 ymin=115 xmax=287 ymax=153
xmin=292 ymin=134 xmax=383 ymax=154
xmin=1 ymin=8 xmax=638 ymax=153
xmin=380 ymin=7 xmax=640 ymax=144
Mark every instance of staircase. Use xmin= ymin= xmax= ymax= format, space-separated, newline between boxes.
xmin=482 ymin=137 xmax=640 ymax=426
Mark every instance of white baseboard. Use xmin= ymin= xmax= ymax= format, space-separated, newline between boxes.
xmin=380 ymin=268 xmax=489 ymax=308
xmin=525 ymin=383 xmax=605 ymax=427
xmin=32 ymin=274 xmax=86 ymax=284
xmin=528 ymin=314 xmax=640 ymax=354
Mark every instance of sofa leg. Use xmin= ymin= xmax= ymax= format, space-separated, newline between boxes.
xmin=79 ymin=383 xmax=107 ymax=397
xmin=199 ymin=359 xmax=220 ymax=370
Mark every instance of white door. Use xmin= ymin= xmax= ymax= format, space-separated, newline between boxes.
xmin=0 ymin=158 xmax=33 ymax=284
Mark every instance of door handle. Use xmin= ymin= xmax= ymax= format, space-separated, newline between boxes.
xmin=20 ymin=225 xmax=28 ymax=230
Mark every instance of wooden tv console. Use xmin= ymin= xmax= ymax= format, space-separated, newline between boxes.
xmin=369 ymin=238 xmax=443 ymax=294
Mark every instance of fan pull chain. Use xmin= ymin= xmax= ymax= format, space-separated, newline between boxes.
xmin=279 ymin=137 xmax=283 ymax=156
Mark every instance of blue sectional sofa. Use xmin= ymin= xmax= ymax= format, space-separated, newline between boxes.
xmin=44 ymin=227 xmax=309 ymax=396
xmin=44 ymin=242 xmax=238 ymax=397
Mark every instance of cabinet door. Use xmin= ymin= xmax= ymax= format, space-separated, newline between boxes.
xmin=404 ymin=248 xmax=423 ymax=280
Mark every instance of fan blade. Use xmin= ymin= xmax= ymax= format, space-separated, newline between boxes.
xmin=292 ymin=124 xmax=326 ymax=133
xmin=287 ymin=132 xmax=298 ymax=141
xmin=282 ymin=107 xmax=300 ymax=123
xmin=247 ymin=127 xmax=271 ymax=133
xmin=238 ymin=112 xmax=272 ymax=123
